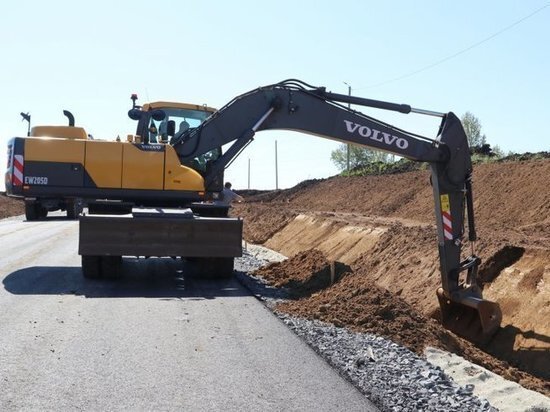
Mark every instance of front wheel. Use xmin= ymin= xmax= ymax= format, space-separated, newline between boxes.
xmin=66 ymin=199 xmax=83 ymax=220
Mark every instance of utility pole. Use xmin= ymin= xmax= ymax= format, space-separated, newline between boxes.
xmin=343 ymin=82 xmax=352 ymax=173
xmin=275 ymin=140 xmax=279 ymax=190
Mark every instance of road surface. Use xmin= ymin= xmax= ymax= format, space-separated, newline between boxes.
xmin=0 ymin=215 xmax=377 ymax=411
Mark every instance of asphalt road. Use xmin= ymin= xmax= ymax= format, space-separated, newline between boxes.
xmin=0 ymin=215 xmax=377 ymax=411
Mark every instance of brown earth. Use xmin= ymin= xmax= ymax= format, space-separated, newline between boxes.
xmin=0 ymin=193 xmax=23 ymax=219
xmin=253 ymin=249 xmax=351 ymax=297
xmin=235 ymin=158 xmax=550 ymax=396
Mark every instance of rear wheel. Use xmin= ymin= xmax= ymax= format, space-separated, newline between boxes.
xmin=25 ymin=201 xmax=47 ymax=221
xmin=25 ymin=201 xmax=38 ymax=221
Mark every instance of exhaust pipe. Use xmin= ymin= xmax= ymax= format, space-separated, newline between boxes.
xmin=63 ymin=110 xmax=75 ymax=127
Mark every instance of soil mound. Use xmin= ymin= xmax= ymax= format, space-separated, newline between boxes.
xmin=0 ymin=193 xmax=23 ymax=219
xmin=252 ymin=249 xmax=350 ymax=297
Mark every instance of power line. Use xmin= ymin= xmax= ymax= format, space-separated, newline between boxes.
xmin=356 ymin=3 xmax=550 ymax=90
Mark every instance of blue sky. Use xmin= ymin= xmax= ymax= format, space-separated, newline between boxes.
xmin=1 ymin=1 xmax=548 ymax=190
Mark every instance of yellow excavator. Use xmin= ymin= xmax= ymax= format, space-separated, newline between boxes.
xmin=5 ymin=79 xmax=502 ymax=344
xmin=7 ymin=99 xmax=219 ymax=219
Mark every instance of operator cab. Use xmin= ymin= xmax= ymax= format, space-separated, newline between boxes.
xmin=128 ymin=97 xmax=222 ymax=177
xmin=142 ymin=102 xmax=213 ymax=144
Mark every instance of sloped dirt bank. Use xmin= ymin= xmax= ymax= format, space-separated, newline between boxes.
xmin=239 ymin=209 xmax=550 ymax=373
xmin=482 ymin=248 xmax=550 ymax=381
xmin=264 ymin=213 xmax=389 ymax=263
xmin=0 ymin=193 xmax=23 ymax=219
xmin=252 ymin=249 xmax=549 ymax=396
xmin=243 ymin=158 xmax=550 ymax=235
xmin=234 ymin=158 xmax=550 ymax=396
xmin=237 ymin=203 xmax=297 ymax=244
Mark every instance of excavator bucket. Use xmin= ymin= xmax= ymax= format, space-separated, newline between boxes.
xmin=436 ymin=288 xmax=502 ymax=345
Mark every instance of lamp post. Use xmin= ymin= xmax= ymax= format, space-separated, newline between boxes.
xmin=275 ymin=140 xmax=279 ymax=190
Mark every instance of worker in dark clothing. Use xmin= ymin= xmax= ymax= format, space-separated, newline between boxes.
xmin=220 ymin=182 xmax=244 ymax=205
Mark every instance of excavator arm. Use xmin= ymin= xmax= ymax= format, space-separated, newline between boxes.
xmin=172 ymin=79 xmax=501 ymax=343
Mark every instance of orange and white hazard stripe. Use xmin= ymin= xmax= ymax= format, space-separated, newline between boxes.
xmin=440 ymin=194 xmax=453 ymax=241
xmin=12 ymin=154 xmax=24 ymax=186
xmin=442 ymin=210 xmax=453 ymax=240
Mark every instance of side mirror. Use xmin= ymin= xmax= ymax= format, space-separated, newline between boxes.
xmin=167 ymin=120 xmax=176 ymax=137
xmin=128 ymin=109 xmax=142 ymax=120
xmin=151 ymin=110 xmax=166 ymax=121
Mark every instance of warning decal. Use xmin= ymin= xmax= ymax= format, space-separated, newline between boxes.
xmin=440 ymin=194 xmax=453 ymax=240
xmin=440 ymin=194 xmax=450 ymax=213
xmin=13 ymin=155 xmax=24 ymax=186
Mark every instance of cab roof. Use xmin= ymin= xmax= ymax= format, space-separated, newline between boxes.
xmin=142 ymin=101 xmax=216 ymax=113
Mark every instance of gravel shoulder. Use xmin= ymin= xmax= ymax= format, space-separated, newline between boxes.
xmin=237 ymin=244 xmax=550 ymax=412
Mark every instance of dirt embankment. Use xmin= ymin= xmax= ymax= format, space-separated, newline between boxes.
xmin=0 ymin=193 xmax=23 ymax=219
xmin=243 ymin=159 xmax=550 ymax=234
xmin=235 ymin=158 xmax=550 ymax=396
xmin=253 ymin=249 xmax=549 ymax=395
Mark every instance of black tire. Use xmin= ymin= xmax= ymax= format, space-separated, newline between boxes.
xmin=25 ymin=201 xmax=47 ymax=220
xmin=101 ymin=256 xmax=123 ymax=279
xmin=25 ymin=201 xmax=38 ymax=221
xmin=66 ymin=199 xmax=83 ymax=220
xmin=82 ymin=255 xmax=102 ymax=279
xmin=38 ymin=206 xmax=48 ymax=219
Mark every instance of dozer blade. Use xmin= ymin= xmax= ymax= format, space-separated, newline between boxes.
xmin=436 ymin=288 xmax=502 ymax=345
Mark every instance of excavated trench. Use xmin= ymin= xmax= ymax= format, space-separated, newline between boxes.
xmin=234 ymin=203 xmax=550 ymax=396
xmin=262 ymin=214 xmax=548 ymax=393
